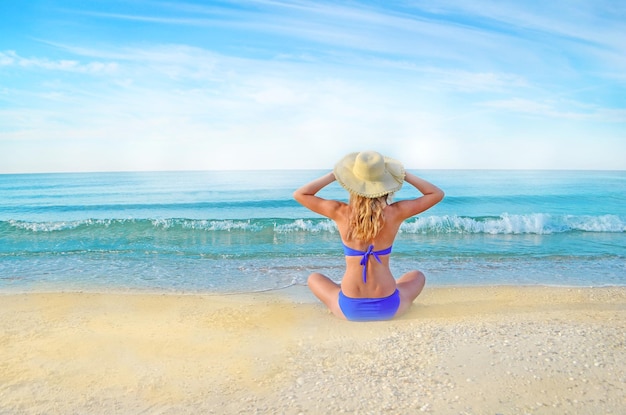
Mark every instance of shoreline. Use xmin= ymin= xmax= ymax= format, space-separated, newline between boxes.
xmin=2 ymin=281 xmax=626 ymax=297
xmin=2 ymin=285 xmax=625 ymax=414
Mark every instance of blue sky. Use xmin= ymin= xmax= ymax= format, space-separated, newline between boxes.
xmin=1 ymin=0 xmax=625 ymax=172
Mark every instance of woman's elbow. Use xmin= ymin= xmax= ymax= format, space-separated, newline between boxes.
xmin=434 ymin=188 xmax=445 ymax=204
xmin=293 ymin=190 xmax=306 ymax=204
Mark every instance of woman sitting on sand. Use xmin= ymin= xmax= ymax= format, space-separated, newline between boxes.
xmin=294 ymin=151 xmax=444 ymax=321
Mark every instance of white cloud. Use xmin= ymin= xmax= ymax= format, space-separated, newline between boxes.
xmin=1 ymin=39 xmax=624 ymax=172
xmin=408 ymin=0 xmax=626 ymax=49
xmin=0 ymin=50 xmax=118 ymax=74
xmin=480 ymin=97 xmax=626 ymax=122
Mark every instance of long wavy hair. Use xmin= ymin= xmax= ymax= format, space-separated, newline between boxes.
xmin=346 ymin=193 xmax=390 ymax=242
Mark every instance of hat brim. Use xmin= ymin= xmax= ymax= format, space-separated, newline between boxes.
xmin=334 ymin=152 xmax=405 ymax=198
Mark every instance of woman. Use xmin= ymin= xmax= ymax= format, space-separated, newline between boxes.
xmin=293 ymin=151 xmax=444 ymax=321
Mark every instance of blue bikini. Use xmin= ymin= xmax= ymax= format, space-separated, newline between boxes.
xmin=339 ymin=243 xmax=400 ymax=321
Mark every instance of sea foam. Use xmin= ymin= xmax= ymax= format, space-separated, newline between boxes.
xmin=4 ymin=214 xmax=625 ymax=236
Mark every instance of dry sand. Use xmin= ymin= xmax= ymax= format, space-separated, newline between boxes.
xmin=1 ymin=285 xmax=625 ymax=414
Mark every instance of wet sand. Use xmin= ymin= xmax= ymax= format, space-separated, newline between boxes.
xmin=1 ymin=286 xmax=625 ymax=414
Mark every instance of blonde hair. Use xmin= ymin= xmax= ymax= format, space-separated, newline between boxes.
xmin=346 ymin=193 xmax=389 ymax=242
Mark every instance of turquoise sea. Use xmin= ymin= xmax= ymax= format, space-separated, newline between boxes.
xmin=1 ymin=170 xmax=625 ymax=293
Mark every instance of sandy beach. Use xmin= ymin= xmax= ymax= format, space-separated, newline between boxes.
xmin=1 ymin=286 xmax=625 ymax=414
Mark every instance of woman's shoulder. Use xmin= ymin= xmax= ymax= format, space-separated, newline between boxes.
xmin=384 ymin=202 xmax=409 ymax=221
xmin=386 ymin=199 xmax=428 ymax=222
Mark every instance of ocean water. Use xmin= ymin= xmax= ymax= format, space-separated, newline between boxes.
xmin=1 ymin=170 xmax=625 ymax=293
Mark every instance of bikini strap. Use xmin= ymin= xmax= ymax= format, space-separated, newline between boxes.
xmin=342 ymin=243 xmax=393 ymax=283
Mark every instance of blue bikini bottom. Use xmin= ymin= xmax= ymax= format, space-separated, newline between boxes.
xmin=338 ymin=289 xmax=400 ymax=322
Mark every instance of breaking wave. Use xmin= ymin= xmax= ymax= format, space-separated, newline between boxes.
xmin=3 ymin=213 xmax=625 ymax=237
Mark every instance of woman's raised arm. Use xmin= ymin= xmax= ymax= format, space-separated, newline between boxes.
xmin=293 ymin=172 xmax=343 ymax=219
xmin=394 ymin=172 xmax=444 ymax=219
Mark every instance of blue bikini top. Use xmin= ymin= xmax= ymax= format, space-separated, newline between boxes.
xmin=342 ymin=243 xmax=393 ymax=283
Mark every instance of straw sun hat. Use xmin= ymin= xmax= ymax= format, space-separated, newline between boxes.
xmin=333 ymin=151 xmax=405 ymax=198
